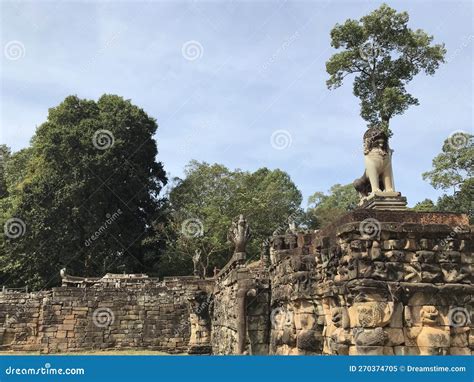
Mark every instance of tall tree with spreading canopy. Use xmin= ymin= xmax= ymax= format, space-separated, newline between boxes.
xmin=421 ymin=132 xmax=473 ymax=219
xmin=0 ymin=95 xmax=167 ymax=289
xmin=158 ymin=161 xmax=302 ymax=277
xmin=326 ymin=4 xmax=446 ymax=135
xmin=422 ymin=132 xmax=473 ymax=193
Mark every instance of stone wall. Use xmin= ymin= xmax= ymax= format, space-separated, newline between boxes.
xmin=1 ymin=210 xmax=472 ymax=355
xmin=268 ymin=210 xmax=473 ymax=355
xmin=211 ymin=254 xmax=270 ymax=355
xmin=0 ymin=276 xmax=212 ymax=353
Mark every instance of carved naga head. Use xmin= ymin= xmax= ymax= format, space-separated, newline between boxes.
xmin=228 ymin=214 xmax=251 ymax=253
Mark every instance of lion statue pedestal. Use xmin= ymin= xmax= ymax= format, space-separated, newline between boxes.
xmin=353 ymin=128 xmax=407 ymax=210
xmin=362 ymin=191 xmax=408 ymax=210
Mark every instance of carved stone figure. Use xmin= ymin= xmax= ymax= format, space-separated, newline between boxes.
xmin=192 ymin=249 xmax=201 ymax=277
xmin=260 ymin=242 xmax=270 ymax=267
xmin=285 ymin=235 xmax=297 ymax=250
xmin=353 ymin=128 xmax=395 ymax=198
xmin=328 ymin=307 xmax=351 ymax=354
xmin=286 ymin=220 xmax=297 ymax=234
xmin=406 ymin=305 xmax=450 ymax=355
xmin=356 ymin=302 xmax=389 ymax=327
xmin=187 ymin=291 xmax=212 ymax=354
xmin=228 ymin=214 xmax=251 ymax=254
xmin=272 ymin=237 xmax=284 ymax=251
xmin=353 ymin=326 xmax=387 ymax=346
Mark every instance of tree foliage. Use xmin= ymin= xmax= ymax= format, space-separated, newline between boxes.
xmin=417 ymin=132 xmax=473 ymax=221
xmin=422 ymin=132 xmax=473 ymax=192
xmin=0 ymin=95 xmax=167 ymax=289
xmin=436 ymin=178 xmax=473 ymax=217
xmin=326 ymin=4 xmax=446 ymax=135
xmin=304 ymin=184 xmax=359 ymax=229
xmin=159 ymin=161 xmax=303 ymax=277
xmin=412 ymin=198 xmax=436 ymax=212
xmin=0 ymin=145 xmax=11 ymax=199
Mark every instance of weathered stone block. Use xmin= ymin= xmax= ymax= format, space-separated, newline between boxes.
xmin=296 ymin=330 xmax=322 ymax=352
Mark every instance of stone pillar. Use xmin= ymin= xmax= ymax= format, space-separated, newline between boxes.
xmin=187 ymin=291 xmax=212 ymax=355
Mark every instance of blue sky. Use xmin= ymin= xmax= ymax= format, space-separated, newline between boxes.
xmin=1 ymin=0 xmax=472 ymax=207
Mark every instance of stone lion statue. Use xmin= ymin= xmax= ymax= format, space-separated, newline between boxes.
xmin=353 ymin=128 xmax=395 ymax=198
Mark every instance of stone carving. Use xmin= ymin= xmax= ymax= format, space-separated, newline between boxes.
xmin=187 ymin=291 xmax=213 ymax=354
xmin=228 ymin=214 xmax=251 ymax=254
xmin=353 ymin=128 xmax=395 ymax=199
xmin=237 ymin=283 xmax=257 ymax=354
xmin=328 ymin=307 xmax=351 ymax=354
xmin=1 ymin=210 xmax=472 ymax=356
xmin=406 ymin=305 xmax=450 ymax=355
xmin=285 ymin=235 xmax=297 ymax=250
xmin=353 ymin=327 xmax=387 ymax=347
xmin=192 ymin=249 xmax=201 ymax=277
xmin=352 ymin=300 xmax=393 ymax=327
xmin=286 ymin=220 xmax=297 ymax=234
xmin=260 ymin=242 xmax=270 ymax=267
xmin=272 ymin=236 xmax=284 ymax=251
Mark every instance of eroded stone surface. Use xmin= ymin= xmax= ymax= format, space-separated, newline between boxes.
xmin=264 ymin=210 xmax=472 ymax=355
xmin=0 ymin=211 xmax=472 ymax=355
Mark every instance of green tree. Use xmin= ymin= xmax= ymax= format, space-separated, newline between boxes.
xmin=0 ymin=145 xmax=11 ymax=199
xmin=1 ymin=148 xmax=33 ymax=206
xmin=305 ymin=184 xmax=359 ymax=229
xmin=160 ymin=161 xmax=302 ymax=277
xmin=422 ymin=132 xmax=473 ymax=193
xmin=326 ymin=4 xmax=446 ymax=135
xmin=0 ymin=95 xmax=167 ymax=289
xmin=436 ymin=178 xmax=473 ymax=216
xmin=422 ymin=132 xmax=473 ymax=219
xmin=412 ymin=198 xmax=436 ymax=212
